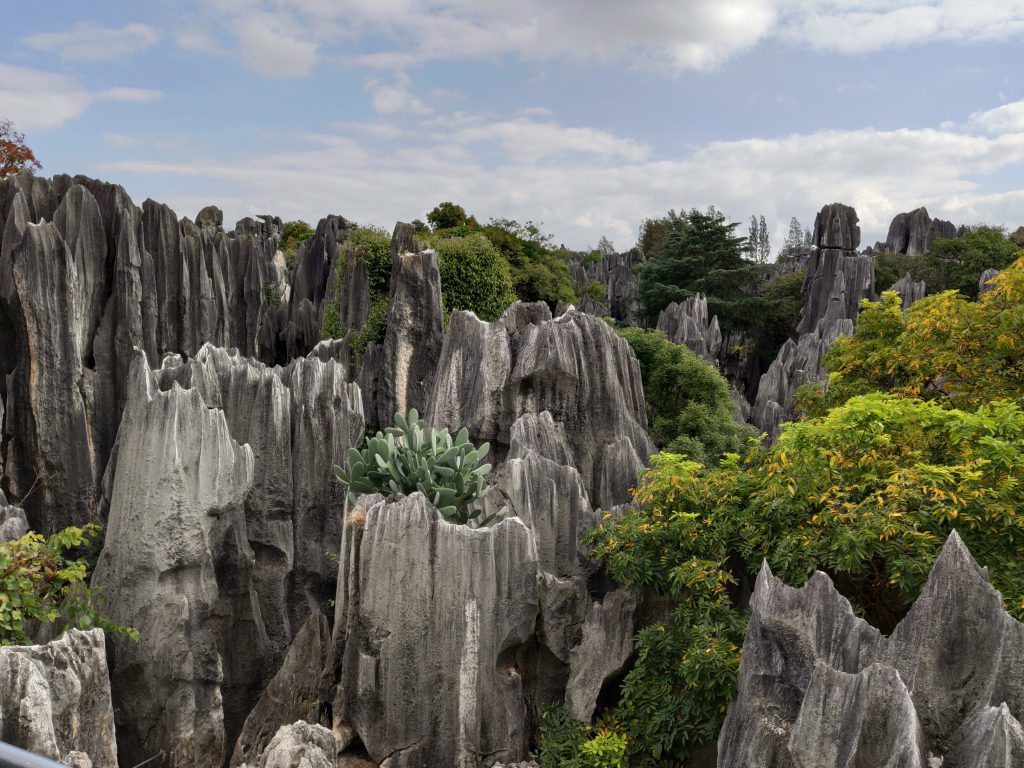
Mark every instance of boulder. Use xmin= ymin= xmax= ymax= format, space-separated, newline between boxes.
xmin=0 ymin=490 xmax=28 ymax=540
xmin=245 ymin=722 xmax=336 ymax=768
xmin=197 ymin=205 xmax=224 ymax=228
xmin=717 ymin=532 xmax=1024 ymax=767
xmin=0 ymin=629 xmax=117 ymax=768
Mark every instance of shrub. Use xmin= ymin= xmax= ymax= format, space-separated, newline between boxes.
xmin=342 ymin=226 xmax=393 ymax=297
xmin=352 ymin=297 xmax=388 ymax=355
xmin=278 ymin=220 xmax=314 ymax=271
xmin=618 ymin=327 xmax=756 ymax=465
xmin=433 ymin=234 xmax=517 ymax=321
xmin=1 ymin=524 xmax=137 ymax=645
xmin=334 ymin=410 xmax=504 ymax=527
xmin=534 ymin=705 xmax=629 ymax=768
xmin=930 ymin=230 xmax=1022 ymax=299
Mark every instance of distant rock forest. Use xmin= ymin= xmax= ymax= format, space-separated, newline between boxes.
xmin=2 ymin=169 xmax=1023 ymax=768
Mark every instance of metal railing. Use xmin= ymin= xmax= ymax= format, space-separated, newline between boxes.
xmin=0 ymin=743 xmax=164 ymax=768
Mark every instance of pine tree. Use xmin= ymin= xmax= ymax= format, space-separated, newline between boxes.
xmin=804 ymin=227 xmax=812 ymax=245
xmin=637 ymin=208 xmax=770 ymax=333
xmin=749 ymin=216 xmax=759 ymax=259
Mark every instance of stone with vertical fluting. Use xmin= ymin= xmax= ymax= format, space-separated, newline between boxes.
xmin=0 ymin=629 xmax=118 ymax=768
xmin=717 ymin=532 xmax=1024 ymax=767
xmin=379 ymin=245 xmax=443 ymax=426
xmin=329 ymin=493 xmax=539 ymax=768
xmin=92 ymin=348 xmax=255 ymax=768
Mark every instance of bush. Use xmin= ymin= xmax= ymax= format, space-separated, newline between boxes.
xmin=343 ymin=226 xmax=392 ymax=297
xmin=534 ymin=704 xmax=628 ymax=768
xmin=334 ymin=410 xmax=504 ymax=527
xmin=1 ymin=524 xmax=137 ymax=645
xmin=433 ymin=234 xmax=517 ymax=321
xmin=931 ymin=230 xmax=1022 ymax=299
xmin=352 ymin=297 xmax=388 ymax=355
xmin=618 ymin=327 xmax=756 ymax=465
xmin=278 ymin=220 xmax=314 ymax=271
xmin=803 ymin=257 xmax=1024 ymax=413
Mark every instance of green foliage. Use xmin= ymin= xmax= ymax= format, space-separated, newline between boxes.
xmin=804 ymin=257 xmax=1024 ymax=413
xmin=583 ymin=279 xmax=606 ymax=303
xmin=637 ymin=210 xmax=686 ymax=259
xmin=930 ymin=230 xmax=1022 ymax=299
xmin=872 ymin=251 xmax=951 ymax=295
xmin=637 ymin=207 xmax=769 ymax=334
xmin=320 ymin=257 xmax=346 ymax=341
xmin=754 ymin=269 xmax=805 ymax=367
xmin=1 ymin=524 xmax=138 ymax=645
xmin=433 ymin=234 xmax=517 ymax=321
xmin=534 ymin=705 xmax=628 ymax=768
xmin=278 ymin=220 xmax=314 ymax=271
xmin=262 ymin=280 xmax=283 ymax=309
xmin=427 ymin=201 xmax=469 ymax=230
xmin=353 ymin=297 xmax=388 ymax=355
xmin=334 ymin=410 xmax=504 ymax=527
xmin=343 ymin=226 xmax=393 ymax=298
xmin=587 ymin=389 xmax=1024 ymax=762
xmin=618 ymin=328 xmax=756 ymax=465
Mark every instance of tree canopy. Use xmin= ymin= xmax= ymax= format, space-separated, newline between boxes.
xmin=0 ymin=119 xmax=41 ymax=179
xmin=636 ymin=207 xmax=768 ymax=334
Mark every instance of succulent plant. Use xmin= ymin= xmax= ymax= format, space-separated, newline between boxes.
xmin=334 ymin=409 xmax=505 ymax=527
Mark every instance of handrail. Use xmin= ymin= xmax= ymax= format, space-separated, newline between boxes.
xmin=0 ymin=743 xmax=164 ymax=768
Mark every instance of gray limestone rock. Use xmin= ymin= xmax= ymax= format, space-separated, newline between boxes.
xmin=379 ymin=248 xmax=444 ymax=425
xmin=812 ymin=203 xmax=861 ymax=250
xmin=0 ymin=629 xmax=118 ymax=768
xmin=197 ymin=205 xmax=224 ymax=229
xmin=248 ymin=722 xmax=337 ymax=768
xmin=231 ymin=612 xmax=332 ymax=768
xmin=656 ymin=294 xmax=723 ymax=362
xmin=889 ymin=273 xmax=927 ymax=308
xmin=717 ymin=532 xmax=1024 ymax=767
xmin=565 ymin=589 xmax=639 ymax=722
xmin=0 ymin=490 xmax=28 ymax=540
xmin=427 ymin=304 xmax=653 ymax=507
xmin=567 ymin=249 xmax=643 ymax=323
xmin=979 ymin=268 xmax=1001 ymax=294
xmin=92 ymin=349 xmax=255 ymax=768
xmin=883 ymin=208 xmax=958 ymax=256
xmin=329 ymin=493 xmax=539 ymax=768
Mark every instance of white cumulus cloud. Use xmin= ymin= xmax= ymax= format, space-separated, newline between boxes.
xmin=23 ymin=21 xmax=159 ymax=62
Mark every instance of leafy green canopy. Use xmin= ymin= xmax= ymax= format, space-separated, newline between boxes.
xmin=278 ymin=220 xmax=314 ymax=271
xmin=1 ymin=524 xmax=137 ymax=645
xmin=873 ymin=230 xmax=1022 ymax=299
xmin=582 ymin=391 xmax=1024 ymax=764
xmin=334 ymin=410 xmax=504 ymax=527
xmin=803 ymin=256 xmax=1024 ymax=414
xmin=618 ymin=327 xmax=756 ymax=465
xmin=636 ymin=208 xmax=769 ymax=334
xmin=431 ymin=233 xmax=518 ymax=321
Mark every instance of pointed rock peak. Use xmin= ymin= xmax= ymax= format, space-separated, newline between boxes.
xmin=390 ymin=221 xmax=419 ymax=258
xmin=934 ymin=530 xmax=987 ymax=582
xmin=501 ymin=300 xmax=551 ymax=333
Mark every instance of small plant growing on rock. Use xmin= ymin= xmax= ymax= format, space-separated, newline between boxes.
xmin=334 ymin=409 xmax=505 ymax=527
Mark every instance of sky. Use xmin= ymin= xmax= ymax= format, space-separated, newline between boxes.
xmin=3 ymin=1 xmax=1023 ymax=251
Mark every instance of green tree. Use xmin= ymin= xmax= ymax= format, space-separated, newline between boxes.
xmin=426 ymin=201 xmax=469 ymax=230
xmin=618 ymin=328 xmax=756 ymax=465
xmin=638 ymin=210 xmax=686 ymax=259
xmin=930 ymin=229 xmax=1022 ymax=299
xmin=804 ymin=257 xmax=1024 ymax=413
xmin=278 ymin=220 xmax=314 ymax=271
xmin=585 ymin=390 xmax=1024 ymax=764
xmin=432 ymin=233 xmax=517 ymax=321
xmin=637 ymin=208 xmax=769 ymax=333
xmin=1 ymin=524 xmax=137 ymax=645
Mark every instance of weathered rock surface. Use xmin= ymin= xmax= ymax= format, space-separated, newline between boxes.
xmin=0 ymin=490 xmax=28 ymax=540
xmin=880 ymin=207 xmax=958 ymax=256
xmin=231 ymin=612 xmax=332 ymax=768
xmin=718 ymin=532 xmax=1024 ymax=767
xmin=328 ymin=493 xmax=540 ymax=767
xmin=656 ymin=294 xmax=723 ymax=362
xmin=378 ymin=240 xmax=443 ymax=426
xmin=567 ymin=249 xmax=643 ymax=323
xmin=428 ymin=303 xmax=653 ymax=508
xmin=979 ymin=268 xmax=1001 ymax=294
xmin=889 ymin=272 xmax=927 ymax=308
xmin=92 ymin=349 xmax=254 ymax=768
xmin=565 ymin=589 xmax=638 ymax=722
xmin=752 ymin=203 xmax=874 ymax=439
xmin=0 ymin=629 xmax=117 ymax=768
xmin=243 ymin=722 xmax=337 ymax=768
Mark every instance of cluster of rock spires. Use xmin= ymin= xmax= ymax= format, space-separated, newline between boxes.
xmin=873 ymin=206 xmax=960 ymax=255
xmin=566 ymin=248 xmax=643 ymax=323
xmin=719 ymin=532 xmax=1024 ymax=767
xmin=3 ymin=169 xmax=1015 ymax=768
xmin=0 ymin=171 xmax=653 ymax=768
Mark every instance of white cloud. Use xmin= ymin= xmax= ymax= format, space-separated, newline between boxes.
xmin=102 ymin=132 xmax=140 ymax=148
xmin=969 ymin=100 xmax=1024 ymax=135
xmin=95 ymin=101 xmax=1024 ymax=249
xmin=0 ymin=65 xmax=162 ymax=132
xmin=23 ymin=22 xmax=159 ymax=62
xmin=364 ymin=73 xmax=432 ymax=115
xmin=185 ymin=0 xmax=1024 ymax=78
xmin=237 ymin=14 xmax=318 ymax=78
xmin=176 ymin=28 xmax=222 ymax=53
